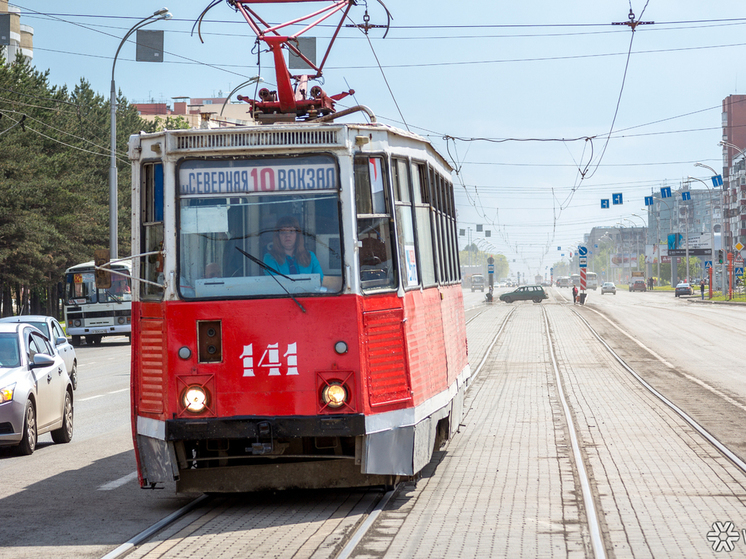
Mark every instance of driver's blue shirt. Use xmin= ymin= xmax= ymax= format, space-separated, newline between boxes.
xmin=263 ymin=252 xmax=324 ymax=281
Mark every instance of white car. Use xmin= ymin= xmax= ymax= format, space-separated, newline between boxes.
xmin=0 ymin=322 xmax=74 ymax=454
xmin=0 ymin=316 xmax=78 ymax=390
xmin=601 ymin=282 xmax=616 ymax=295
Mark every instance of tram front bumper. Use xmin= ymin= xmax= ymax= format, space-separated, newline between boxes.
xmin=165 ymin=414 xmax=366 ymax=440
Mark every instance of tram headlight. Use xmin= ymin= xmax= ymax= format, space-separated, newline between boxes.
xmin=321 ymin=382 xmax=348 ymax=408
xmin=182 ymin=385 xmax=209 ymax=413
xmin=73 ymin=319 xmax=81 ymax=327
xmin=117 ymin=316 xmax=126 ymax=325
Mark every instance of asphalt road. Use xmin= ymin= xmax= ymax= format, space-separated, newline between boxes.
xmin=0 ymin=336 xmax=194 ymax=559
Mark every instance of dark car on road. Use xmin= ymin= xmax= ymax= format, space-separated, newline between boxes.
xmin=629 ymin=279 xmax=647 ymax=292
xmin=675 ymin=282 xmax=693 ymax=297
xmin=470 ymin=275 xmax=485 ymax=292
xmin=499 ymin=285 xmax=548 ymax=303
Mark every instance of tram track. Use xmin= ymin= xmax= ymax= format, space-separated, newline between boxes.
xmin=541 ymin=300 xmax=746 ymax=558
xmin=101 ymin=305 xmax=511 ymax=559
xmin=568 ymin=307 xmax=746 ymax=476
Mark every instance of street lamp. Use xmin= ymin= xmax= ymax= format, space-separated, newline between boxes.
xmin=628 ymin=214 xmax=647 ymax=280
xmin=615 ymin=223 xmax=631 ymax=285
xmin=695 ymin=160 xmax=727 ymax=294
xmin=110 ymin=8 xmax=172 ymax=260
xmin=687 ymin=175 xmax=718 ymax=294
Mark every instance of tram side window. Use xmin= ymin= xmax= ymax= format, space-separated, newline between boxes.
xmin=446 ymin=182 xmax=461 ymax=281
xmin=411 ymin=163 xmax=436 ymax=286
xmin=355 ymin=156 xmax=397 ymax=291
xmin=392 ymin=158 xmax=419 ymax=288
xmin=141 ymin=163 xmax=165 ymax=300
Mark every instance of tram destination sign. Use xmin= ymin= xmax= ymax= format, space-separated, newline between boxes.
xmin=179 ymin=157 xmax=337 ymax=196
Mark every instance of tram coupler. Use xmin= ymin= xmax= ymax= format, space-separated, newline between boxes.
xmin=249 ymin=421 xmax=274 ymax=455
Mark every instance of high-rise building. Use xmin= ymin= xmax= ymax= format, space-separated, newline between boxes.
xmin=0 ymin=1 xmax=33 ymax=65
xmin=721 ymin=95 xmax=746 ymax=250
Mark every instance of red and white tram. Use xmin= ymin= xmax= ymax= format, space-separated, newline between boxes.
xmin=129 ymin=0 xmax=469 ymax=493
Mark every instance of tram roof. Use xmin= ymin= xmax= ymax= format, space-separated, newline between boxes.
xmin=129 ymin=120 xmax=453 ymax=174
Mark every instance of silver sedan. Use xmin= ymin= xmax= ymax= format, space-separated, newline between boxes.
xmin=0 ymin=323 xmax=74 ymax=455
xmin=601 ymin=282 xmax=617 ymax=295
xmin=0 ymin=315 xmax=77 ymax=390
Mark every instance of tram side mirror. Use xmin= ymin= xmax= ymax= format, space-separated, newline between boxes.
xmin=94 ymin=248 xmax=112 ymax=289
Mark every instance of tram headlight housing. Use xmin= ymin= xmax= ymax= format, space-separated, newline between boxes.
xmin=321 ymin=382 xmax=348 ymax=408
xmin=117 ymin=316 xmax=126 ymax=325
xmin=182 ymin=385 xmax=209 ymax=413
xmin=73 ymin=319 xmax=81 ymax=327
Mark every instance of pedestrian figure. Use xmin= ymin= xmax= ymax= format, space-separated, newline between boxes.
xmin=572 ymin=284 xmax=578 ymax=304
xmin=700 ymin=279 xmax=705 ymax=300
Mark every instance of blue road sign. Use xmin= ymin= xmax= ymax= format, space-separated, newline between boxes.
xmin=601 ymin=199 xmax=610 ymax=209
xmin=705 ymin=261 xmax=712 ymax=269
xmin=661 ymin=186 xmax=672 ymax=198
xmin=737 ymin=267 xmax=744 ymax=277
xmin=682 ymin=191 xmax=691 ymax=201
xmin=712 ymin=175 xmax=724 ymax=187
xmin=644 ymin=196 xmax=653 ymax=206
xmin=578 ymin=246 xmax=588 ymax=256
xmin=613 ymin=193 xmax=623 ymax=205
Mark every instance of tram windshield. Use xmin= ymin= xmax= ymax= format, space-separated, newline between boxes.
xmin=178 ymin=155 xmax=343 ymax=299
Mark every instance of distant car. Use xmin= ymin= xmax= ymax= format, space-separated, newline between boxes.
xmin=499 ymin=285 xmax=548 ymax=303
xmin=0 ymin=316 xmax=77 ymax=390
xmin=629 ymin=279 xmax=647 ymax=292
xmin=601 ymin=282 xmax=616 ymax=295
xmin=675 ymin=282 xmax=693 ymax=297
xmin=471 ymin=275 xmax=485 ymax=292
xmin=0 ymin=323 xmax=74 ymax=455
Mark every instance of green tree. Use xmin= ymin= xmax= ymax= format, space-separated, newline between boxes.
xmin=0 ymin=53 xmax=155 ymax=316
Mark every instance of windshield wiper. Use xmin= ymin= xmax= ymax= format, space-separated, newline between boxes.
xmin=235 ymin=247 xmax=306 ymax=313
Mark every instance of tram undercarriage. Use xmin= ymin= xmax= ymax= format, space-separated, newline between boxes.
xmin=136 ymin=394 xmax=458 ymax=493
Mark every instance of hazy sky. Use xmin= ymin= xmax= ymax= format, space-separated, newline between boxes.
xmin=10 ymin=1 xmax=746 ymax=277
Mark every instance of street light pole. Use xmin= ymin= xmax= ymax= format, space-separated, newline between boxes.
xmin=110 ymin=8 xmax=171 ymax=260
xmin=688 ymin=175 xmax=716 ymax=295
xmin=696 ymin=161 xmax=726 ymax=294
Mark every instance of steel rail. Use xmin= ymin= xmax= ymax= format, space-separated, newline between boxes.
xmin=99 ymin=494 xmax=210 ymax=559
xmin=572 ymin=308 xmax=746 ymax=476
xmin=542 ymin=307 xmax=608 ymax=559
xmin=335 ymin=487 xmax=397 ymax=559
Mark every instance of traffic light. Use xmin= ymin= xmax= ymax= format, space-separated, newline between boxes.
xmin=718 ymin=250 xmax=723 ymax=264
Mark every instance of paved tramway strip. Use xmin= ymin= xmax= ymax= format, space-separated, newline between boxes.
xmin=545 ymin=304 xmax=746 ymax=557
xmin=350 ymin=304 xmax=590 ymax=558
xmin=109 ymin=304 xmax=515 ymax=559
xmin=542 ymin=306 xmax=606 ymax=559
xmin=120 ymin=489 xmax=388 ymax=559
